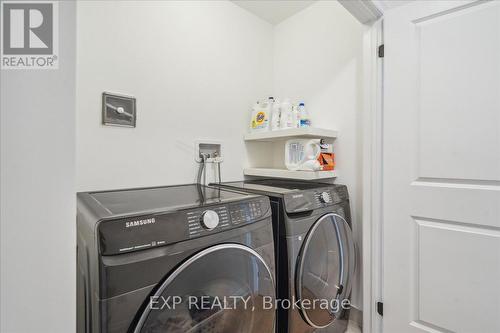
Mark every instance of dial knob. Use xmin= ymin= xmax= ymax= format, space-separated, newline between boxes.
xmin=320 ymin=191 xmax=331 ymax=203
xmin=201 ymin=210 xmax=219 ymax=230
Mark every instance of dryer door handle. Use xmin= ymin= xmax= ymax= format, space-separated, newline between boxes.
xmin=335 ymin=284 xmax=344 ymax=296
xmin=334 ymin=214 xmax=355 ymax=302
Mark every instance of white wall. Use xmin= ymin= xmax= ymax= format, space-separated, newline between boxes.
xmin=0 ymin=2 xmax=76 ymax=332
xmin=76 ymin=0 xmax=273 ymax=191
xmin=273 ymin=0 xmax=364 ymax=308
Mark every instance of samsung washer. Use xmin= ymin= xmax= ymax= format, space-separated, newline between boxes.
xmin=210 ymin=179 xmax=355 ymax=333
xmin=77 ymin=184 xmax=276 ymax=333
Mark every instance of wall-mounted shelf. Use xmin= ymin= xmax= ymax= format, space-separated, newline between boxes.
xmin=244 ymin=168 xmax=337 ymax=180
xmin=244 ymin=127 xmax=338 ymax=142
xmin=244 ymin=127 xmax=338 ymax=180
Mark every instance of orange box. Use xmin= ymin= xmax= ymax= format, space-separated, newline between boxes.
xmin=318 ymin=153 xmax=335 ymax=171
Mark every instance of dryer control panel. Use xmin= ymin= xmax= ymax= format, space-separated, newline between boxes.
xmin=283 ymin=185 xmax=348 ymax=213
xmin=98 ymin=197 xmax=270 ymax=255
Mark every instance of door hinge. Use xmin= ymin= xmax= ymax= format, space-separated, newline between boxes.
xmin=376 ymin=301 xmax=383 ymax=316
xmin=378 ymin=44 xmax=384 ymax=58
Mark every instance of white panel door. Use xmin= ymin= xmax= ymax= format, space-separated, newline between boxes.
xmin=383 ymin=1 xmax=500 ymax=333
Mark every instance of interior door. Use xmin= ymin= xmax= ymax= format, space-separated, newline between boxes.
xmin=383 ymin=1 xmax=500 ymax=332
xmin=296 ymin=213 xmax=355 ymax=328
xmin=133 ymin=244 xmax=275 ymax=333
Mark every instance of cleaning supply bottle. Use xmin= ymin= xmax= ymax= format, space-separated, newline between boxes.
xmin=271 ymin=98 xmax=281 ymax=130
xmin=292 ymin=104 xmax=300 ymax=128
xmin=280 ymin=99 xmax=294 ymax=129
xmin=249 ymin=100 xmax=270 ymax=132
xmin=298 ymin=102 xmax=311 ymax=127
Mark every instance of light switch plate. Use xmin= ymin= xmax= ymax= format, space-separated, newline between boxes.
xmin=102 ymin=92 xmax=136 ymax=127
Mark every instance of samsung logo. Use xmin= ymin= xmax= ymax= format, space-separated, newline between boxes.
xmin=125 ymin=217 xmax=156 ymax=228
xmin=292 ymin=194 xmax=304 ymax=199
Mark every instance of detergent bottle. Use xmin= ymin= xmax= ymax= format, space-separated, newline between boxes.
xmin=249 ymin=100 xmax=270 ymax=132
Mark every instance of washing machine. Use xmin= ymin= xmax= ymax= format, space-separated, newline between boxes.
xmin=77 ymin=184 xmax=276 ymax=333
xmin=210 ymin=179 xmax=355 ymax=333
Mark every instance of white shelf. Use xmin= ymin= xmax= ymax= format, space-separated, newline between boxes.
xmin=244 ymin=168 xmax=337 ymax=180
xmin=244 ymin=127 xmax=338 ymax=142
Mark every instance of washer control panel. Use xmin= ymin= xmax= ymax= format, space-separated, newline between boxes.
xmin=200 ymin=210 xmax=220 ymax=230
xmin=99 ymin=198 xmax=270 ymax=255
xmin=229 ymin=200 xmax=263 ymax=225
xmin=187 ymin=198 xmax=267 ymax=238
xmin=187 ymin=206 xmax=230 ymax=237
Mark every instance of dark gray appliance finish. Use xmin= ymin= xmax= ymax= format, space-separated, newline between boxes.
xmin=77 ymin=184 xmax=276 ymax=333
xmin=210 ymin=179 xmax=355 ymax=333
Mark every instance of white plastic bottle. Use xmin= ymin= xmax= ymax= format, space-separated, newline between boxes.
xmin=280 ymin=99 xmax=294 ymax=129
xmin=267 ymin=96 xmax=275 ymax=130
xmin=292 ymin=104 xmax=300 ymax=128
xmin=298 ymin=102 xmax=311 ymax=127
xmin=271 ymin=98 xmax=281 ymax=130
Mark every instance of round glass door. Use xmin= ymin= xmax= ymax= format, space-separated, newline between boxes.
xmin=134 ymin=244 xmax=275 ymax=333
xmin=296 ymin=213 xmax=355 ymax=328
